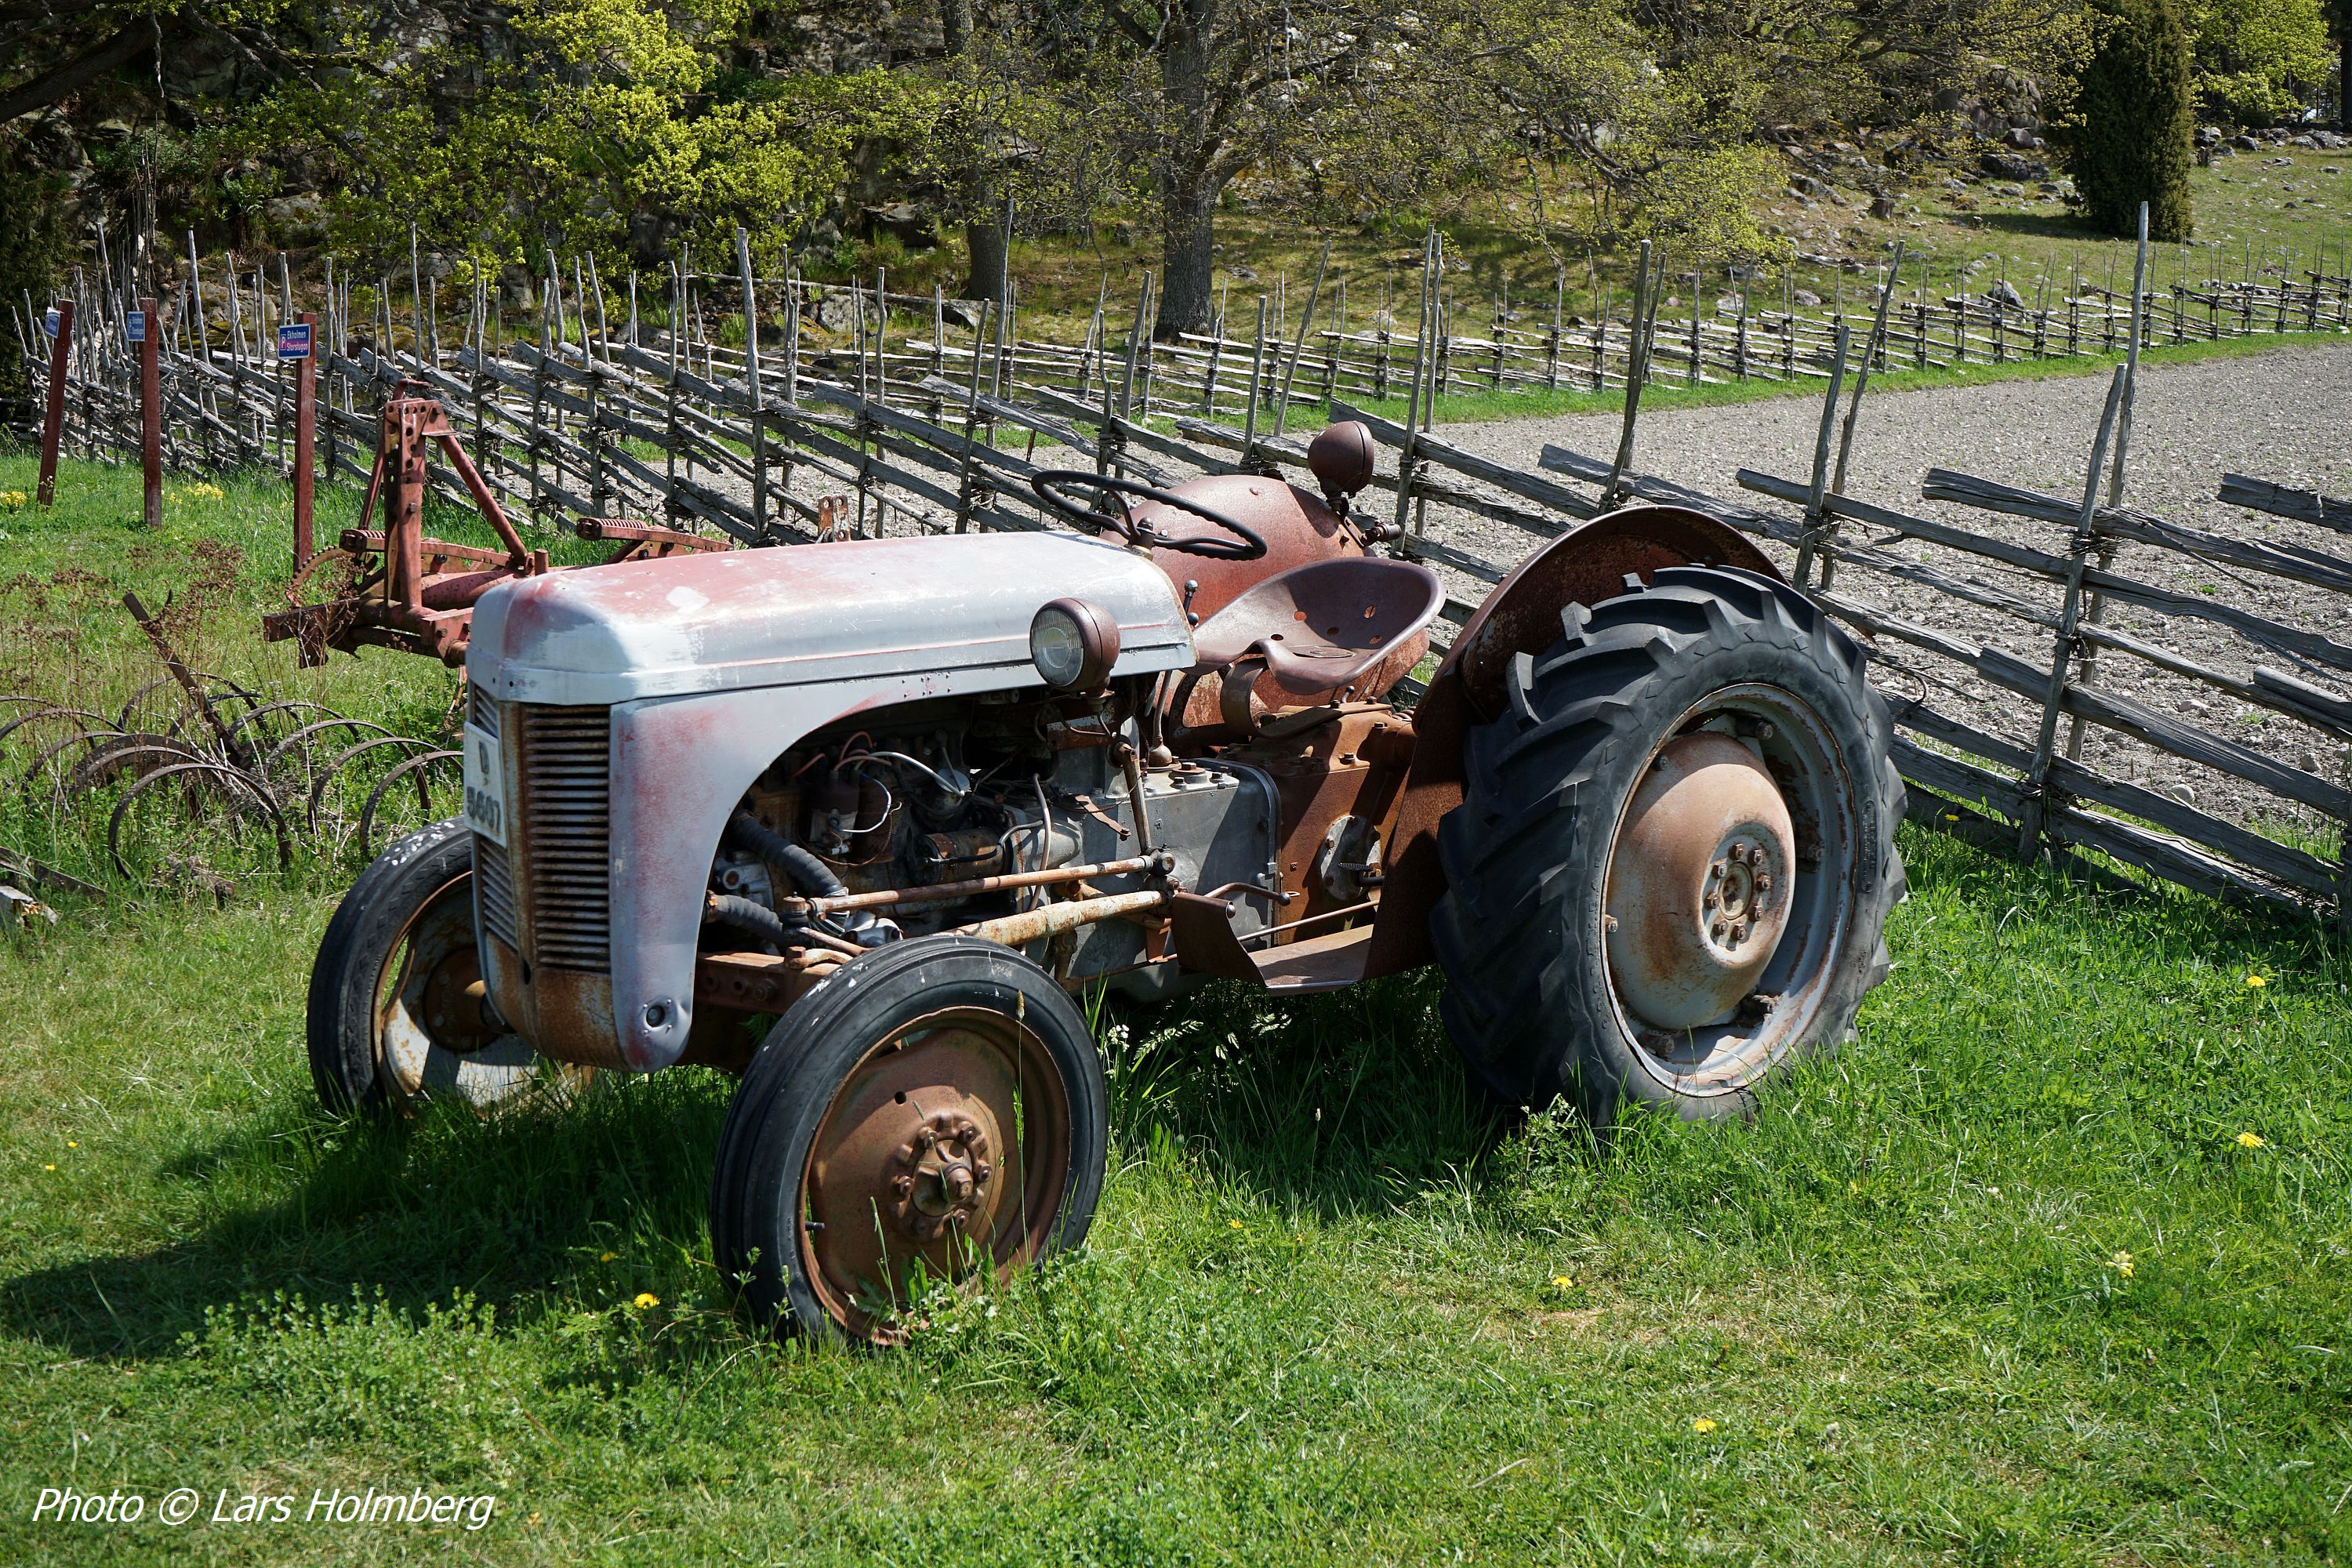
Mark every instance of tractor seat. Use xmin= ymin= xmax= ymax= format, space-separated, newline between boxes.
xmin=1189 ymin=556 xmax=1445 ymax=698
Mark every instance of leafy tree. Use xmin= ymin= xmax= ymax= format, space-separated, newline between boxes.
xmin=988 ymin=0 xmax=1468 ymax=338
xmin=2056 ymin=0 xmax=2196 ymax=239
xmin=223 ymin=0 xmax=928 ymax=279
xmin=2187 ymin=0 xmax=2332 ymax=124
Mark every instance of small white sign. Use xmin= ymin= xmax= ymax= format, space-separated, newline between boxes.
xmin=125 ymin=310 xmax=146 ymax=344
xmin=42 ymin=307 xmax=58 ymax=338
xmin=462 ymin=723 xmax=506 ymax=846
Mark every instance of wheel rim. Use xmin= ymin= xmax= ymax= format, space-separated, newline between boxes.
xmin=374 ymin=872 xmax=543 ymax=1109
xmin=798 ymin=1006 xmax=1073 ymax=1341
xmin=1601 ymin=683 xmax=1856 ymax=1097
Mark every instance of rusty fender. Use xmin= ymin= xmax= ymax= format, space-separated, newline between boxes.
xmin=1363 ymin=504 xmax=1782 ymax=978
xmin=956 ymin=889 xmax=1170 ymax=948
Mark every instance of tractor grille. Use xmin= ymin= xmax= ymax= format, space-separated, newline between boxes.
xmin=466 ymin=685 xmax=521 ymax=950
xmin=475 ymin=829 xmax=520 ymax=951
xmin=515 ymin=705 xmax=612 ymax=972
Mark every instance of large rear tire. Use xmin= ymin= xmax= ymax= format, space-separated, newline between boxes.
xmin=710 ymin=935 xmax=1109 ymax=1344
xmin=306 ymin=817 xmax=550 ymax=1116
xmin=1431 ymin=566 xmax=1904 ymax=1122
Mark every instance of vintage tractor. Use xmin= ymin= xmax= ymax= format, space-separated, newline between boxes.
xmin=307 ymin=422 xmax=1905 ymax=1342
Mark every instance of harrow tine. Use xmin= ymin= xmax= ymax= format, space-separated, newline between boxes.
xmin=106 ymin=760 xmax=291 ymax=883
xmin=357 ymin=749 xmax=459 ymax=853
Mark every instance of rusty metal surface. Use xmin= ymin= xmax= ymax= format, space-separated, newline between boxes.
xmin=1366 ymin=503 xmax=1781 ymax=980
xmin=693 ymin=946 xmax=844 ymax=1018
xmin=1230 ymin=706 xmax=1414 ymax=929
xmin=954 ymin=888 xmax=1167 ymax=948
xmin=1189 ymin=557 xmax=1444 ymax=699
xmin=1136 ymin=474 xmax=1363 ymax=624
xmin=1602 ymin=731 xmax=1795 ymax=1031
xmin=267 ymin=380 xmax=543 ymax=668
xmin=799 ymin=1006 xmax=1072 ymax=1343
xmin=804 ymin=853 xmax=1170 ymax=915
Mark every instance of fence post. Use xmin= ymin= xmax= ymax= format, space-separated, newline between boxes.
xmin=138 ymin=295 xmax=162 ymax=528
xmin=36 ymin=298 xmax=71 ymax=506
xmin=735 ymin=227 xmax=766 ymax=538
xmin=2063 ymin=205 xmax=2151 ymax=762
xmin=1389 ymin=232 xmax=1438 ymax=539
xmin=2015 ymin=366 xmax=2129 ymax=861
xmin=1271 ymin=240 xmax=1328 ymax=437
xmin=294 ymin=311 xmax=316 ymax=568
xmin=1793 ymin=325 xmax=1850 ymax=591
xmin=1604 ymin=241 xmax=1657 ymax=507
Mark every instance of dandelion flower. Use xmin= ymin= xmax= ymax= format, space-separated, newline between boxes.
xmin=599 ymin=1250 xmax=618 ymax=1261
xmin=65 ymin=1141 xmax=76 ymax=1149
xmin=633 ymin=1292 xmax=659 ymax=1310
xmin=1229 ymin=1218 xmax=1243 ymax=1229
xmin=1551 ymin=1276 xmax=1574 ymax=1290
xmin=2245 ymin=974 xmax=2267 ymax=989
xmin=1690 ymin=1417 xmax=1717 ymax=1433
xmin=1943 ymin=812 xmax=1959 ymax=822
xmin=2235 ymin=1131 xmax=2264 ymax=1149
xmin=2111 ymin=1250 xmax=2133 ymax=1278
xmin=42 ymin=1163 xmax=54 ymax=1172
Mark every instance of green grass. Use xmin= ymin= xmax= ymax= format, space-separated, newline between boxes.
xmin=2 ymin=454 xmax=2349 ymax=1563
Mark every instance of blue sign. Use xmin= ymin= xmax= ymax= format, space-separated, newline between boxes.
xmin=125 ymin=310 xmax=146 ymax=345
xmin=42 ymin=307 xmax=58 ymax=339
xmin=277 ymin=321 xmax=313 ymax=361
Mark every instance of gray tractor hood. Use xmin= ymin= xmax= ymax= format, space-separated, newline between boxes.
xmin=469 ymin=530 xmax=1196 ymax=705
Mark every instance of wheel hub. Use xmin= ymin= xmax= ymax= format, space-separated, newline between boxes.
xmin=1606 ymin=731 xmax=1795 ymax=1032
xmin=889 ymin=1109 xmax=996 ymax=1240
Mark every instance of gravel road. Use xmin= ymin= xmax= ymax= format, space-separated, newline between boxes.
xmin=1426 ymin=342 xmax=2352 ymax=832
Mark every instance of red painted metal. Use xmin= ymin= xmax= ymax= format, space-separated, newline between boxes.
xmin=266 ymin=379 xmax=542 ymax=666
xmin=138 ymin=297 xmax=161 ymax=529
xmin=35 ymin=299 xmax=71 ymax=507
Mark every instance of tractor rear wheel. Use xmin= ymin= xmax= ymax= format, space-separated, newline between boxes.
xmin=710 ymin=935 xmax=1108 ymax=1344
xmin=1431 ymin=566 xmax=1904 ymax=1122
xmin=306 ymin=817 xmax=551 ymax=1115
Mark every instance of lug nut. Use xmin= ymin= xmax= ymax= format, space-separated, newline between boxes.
xmin=1755 ymin=874 xmax=1772 ymax=893
xmin=891 ymin=1174 xmax=913 ymax=1197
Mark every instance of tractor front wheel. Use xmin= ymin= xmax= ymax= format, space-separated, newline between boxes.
xmin=306 ymin=817 xmax=550 ymax=1115
xmin=710 ymin=935 xmax=1109 ymax=1344
xmin=1432 ymin=566 xmax=1905 ymax=1123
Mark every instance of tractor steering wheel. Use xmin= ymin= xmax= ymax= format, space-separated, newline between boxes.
xmin=1028 ymin=470 xmax=1268 ymax=561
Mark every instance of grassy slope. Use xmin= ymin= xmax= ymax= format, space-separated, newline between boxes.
xmin=2 ymin=455 xmax=2348 ymax=1564
xmin=848 ymin=151 xmax=2352 ymax=358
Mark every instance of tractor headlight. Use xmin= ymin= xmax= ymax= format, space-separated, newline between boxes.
xmin=1029 ymin=597 xmax=1120 ymax=691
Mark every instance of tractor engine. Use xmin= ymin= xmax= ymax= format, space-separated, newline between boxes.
xmin=699 ymin=693 xmax=1285 ymax=999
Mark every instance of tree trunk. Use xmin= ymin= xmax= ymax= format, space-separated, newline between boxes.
xmin=1153 ymin=2 xmax=1221 ymax=339
xmin=1157 ymin=182 xmax=1218 ymax=340
xmin=963 ymin=215 xmax=1007 ymax=307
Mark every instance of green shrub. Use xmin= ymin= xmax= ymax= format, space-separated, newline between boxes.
xmin=2060 ymin=0 xmax=2198 ymax=240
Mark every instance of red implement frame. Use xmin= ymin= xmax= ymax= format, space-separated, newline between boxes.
xmin=266 ymin=379 xmax=542 ymax=666
xmin=265 ymin=379 xmax=736 ymax=666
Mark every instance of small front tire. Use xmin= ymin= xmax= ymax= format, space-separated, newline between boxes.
xmin=710 ymin=935 xmax=1109 ymax=1344
xmin=306 ymin=817 xmax=548 ymax=1115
